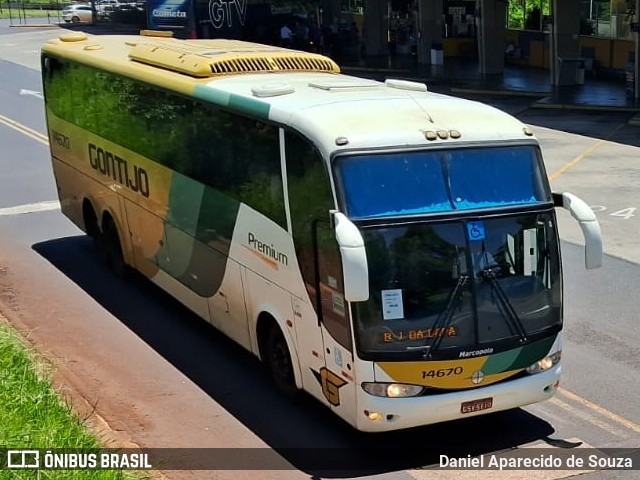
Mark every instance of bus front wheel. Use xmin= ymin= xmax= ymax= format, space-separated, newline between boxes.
xmin=265 ymin=325 xmax=298 ymax=398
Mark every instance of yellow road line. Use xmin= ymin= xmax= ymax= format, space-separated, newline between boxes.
xmin=549 ymin=395 xmax=621 ymax=436
xmin=0 ymin=112 xmax=49 ymax=146
xmin=548 ymin=123 xmax=624 ymax=181
xmin=548 ymin=139 xmax=605 ymax=181
xmin=558 ymin=388 xmax=640 ymax=435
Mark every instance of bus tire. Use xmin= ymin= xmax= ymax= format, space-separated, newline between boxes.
xmin=265 ymin=325 xmax=299 ymax=399
xmin=101 ymin=218 xmax=129 ymax=279
xmin=82 ymin=200 xmax=105 ymax=262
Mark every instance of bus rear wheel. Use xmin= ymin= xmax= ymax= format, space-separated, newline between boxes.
xmin=265 ymin=326 xmax=298 ymax=398
xmin=100 ymin=219 xmax=129 ymax=279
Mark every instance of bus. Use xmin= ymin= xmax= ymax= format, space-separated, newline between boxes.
xmin=41 ymin=31 xmax=602 ymax=432
xmin=146 ymin=0 xmax=284 ymax=44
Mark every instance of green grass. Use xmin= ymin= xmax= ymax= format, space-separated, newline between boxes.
xmin=0 ymin=0 xmax=72 ymax=19
xmin=0 ymin=8 xmax=61 ymax=19
xmin=0 ymin=321 xmax=140 ymax=479
xmin=1 ymin=0 xmax=68 ymax=6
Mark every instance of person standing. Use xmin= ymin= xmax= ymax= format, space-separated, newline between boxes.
xmin=280 ymin=23 xmax=293 ymax=47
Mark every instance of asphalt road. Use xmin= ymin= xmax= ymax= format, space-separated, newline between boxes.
xmin=1 ymin=27 xmax=639 ymax=480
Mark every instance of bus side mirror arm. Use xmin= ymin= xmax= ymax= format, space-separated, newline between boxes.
xmin=553 ymin=192 xmax=602 ymax=270
xmin=333 ymin=212 xmax=370 ymax=302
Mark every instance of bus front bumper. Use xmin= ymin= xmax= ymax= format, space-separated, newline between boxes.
xmin=355 ymin=364 xmax=561 ymax=432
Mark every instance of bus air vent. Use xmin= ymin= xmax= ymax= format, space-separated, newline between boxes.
xmin=59 ymin=32 xmax=88 ymax=43
xmin=385 ymin=78 xmax=428 ymax=92
xmin=252 ymin=82 xmax=295 ymax=97
xmin=128 ymin=42 xmax=340 ymax=78
xmin=209 ymin=55 xmax=340 ymax=76
xmin=309 ymin=79 xmax=378 ymax=91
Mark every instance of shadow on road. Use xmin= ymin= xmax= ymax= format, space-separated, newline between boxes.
xmin=34 ymin=235 xmax=561 ymax=477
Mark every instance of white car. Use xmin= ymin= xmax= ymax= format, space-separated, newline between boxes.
xmin=62 ymin=4 xmax=94 ymax=23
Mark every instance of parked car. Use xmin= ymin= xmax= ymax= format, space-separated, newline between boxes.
xmin=96 ymin=0 xmax=119 ymax=14
xmin=95 ymin=0 xmax=117 ymax=20
xmin=96 ymin=0 xmax=142 ymax=21
xmin=97 ymin=0 xmax=120 ymax=7
xmin=62 ymin=4 xmax=94 ymax=23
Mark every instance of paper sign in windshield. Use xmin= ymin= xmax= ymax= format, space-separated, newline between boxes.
xmin=382 ymin=289 xmax=404 ymax=320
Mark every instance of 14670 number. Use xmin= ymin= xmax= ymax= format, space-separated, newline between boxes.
xmin=422 ymin=367 xmax=463 ymax=379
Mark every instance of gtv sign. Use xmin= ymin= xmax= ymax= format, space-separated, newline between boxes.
xmin=208 ymin=0 xmax=246 ymax=28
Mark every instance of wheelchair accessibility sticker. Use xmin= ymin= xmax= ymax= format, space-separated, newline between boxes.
xmin=467 ymin=222 xmax=486 ymax=241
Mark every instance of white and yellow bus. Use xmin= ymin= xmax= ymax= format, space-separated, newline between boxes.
xmin=41 ymin=31 xmax=602 ymax=432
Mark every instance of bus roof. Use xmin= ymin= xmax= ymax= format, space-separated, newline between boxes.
xmin=43 ymin=32 xmax=536 ymax=156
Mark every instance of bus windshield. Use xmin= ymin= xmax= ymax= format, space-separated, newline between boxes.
xmin=335 ymin=145 xmax=551 ymax=218
xmin=352 ymin=213 xmax=562 ymax=358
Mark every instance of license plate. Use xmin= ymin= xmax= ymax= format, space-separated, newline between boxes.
xmin=460 ymin=397 xmax=493 ymax=414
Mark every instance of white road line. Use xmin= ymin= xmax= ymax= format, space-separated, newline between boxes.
xmin=19 ymin=88 xmax=44 ymax=100
xmin=0 ymin=200 xmax=60 ymax=216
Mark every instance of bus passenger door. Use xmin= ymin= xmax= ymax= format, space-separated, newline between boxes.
xmin=283 ymin=129 xmax=353 ymax=414
xmin=314 ymin=220 xmax=358 ymax=426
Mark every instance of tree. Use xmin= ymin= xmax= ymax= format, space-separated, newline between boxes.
xmin=508 ymin=0 xmax=550 ymax=31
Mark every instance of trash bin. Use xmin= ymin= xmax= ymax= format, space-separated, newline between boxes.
xmin=556 ymin=57 xmax=582 ymax=86
xmin=431 ymin=42 xmax=443 ymax=66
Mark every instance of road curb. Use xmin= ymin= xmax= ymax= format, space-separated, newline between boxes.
xmin=629 ymin=112 xmax=640 ymax=126
xmin=451 ymin=86 xmax=548 ymax=98
xmin=8 ymin=24 xmax=60 ymax=28
xmin=341 ymin=66 xmax=412 ymax=74
xmin=531 ymin=101 xmax=640 ymax=113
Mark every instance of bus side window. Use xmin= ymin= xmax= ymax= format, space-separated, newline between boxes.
xmin=178 ymin=105 xmax=287 ymax=229
xmin=42 ymin=56 xmax=61 ymax=98
xmin=42 ymin=58 xmax=85 ymax=125
xmin=285 ymin=132 xmax=352 ymax=350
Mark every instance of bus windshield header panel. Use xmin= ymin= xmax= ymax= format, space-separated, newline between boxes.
xmin=334 ymin=145 xmax=551 ymax=219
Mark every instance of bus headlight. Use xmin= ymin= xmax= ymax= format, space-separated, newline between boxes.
xmin=362 ymin=382 xmax=425 ymax=398
xmin=526 ymin=351 xmax=562 ymax=375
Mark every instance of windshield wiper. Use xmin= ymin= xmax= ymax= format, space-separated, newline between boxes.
xmin=480 ymin=268 xmax=528 ymax=342
xmin=418 ymin=274 xmax=470 ymax=358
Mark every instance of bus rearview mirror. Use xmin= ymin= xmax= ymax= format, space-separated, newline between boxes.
xmin=553 ymin=192 xmax=602 ymax=270
xmin=332 ymin=212 xmax=370 ymax=302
